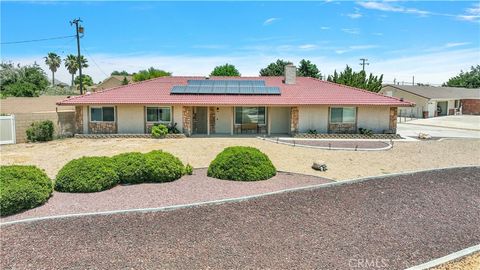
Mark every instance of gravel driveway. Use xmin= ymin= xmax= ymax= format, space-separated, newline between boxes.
xmin=2 ymin=167 xmax=479 ymax=269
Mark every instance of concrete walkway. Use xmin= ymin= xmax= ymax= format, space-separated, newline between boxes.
xmin=398 ymin=123 xmax=480 ymax=138
xmin=402 ymin=115 xmax=480 ymax=131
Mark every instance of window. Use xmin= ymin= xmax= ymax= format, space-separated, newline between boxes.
xmin=330 ymin=107 xmax=356 ymax=123
xmin=235 ymin=107 xmax=266 ymax=125
xmin=146 ymin=107 xmax=171 ymax=122
xmin=454 ymin=100 xmax=460 ymax=108
xmin=90 ymin=107 xmax=115 ymax=122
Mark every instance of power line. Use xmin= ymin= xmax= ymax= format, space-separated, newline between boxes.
xmin=82 ymin=46 xmax=109 ymax=78
xmin=1 ymin=35 xmax=76 ymax=45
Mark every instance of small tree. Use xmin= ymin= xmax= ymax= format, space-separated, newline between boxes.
xmin=0 ymin=62 xmax=49 ymax=97
xmin=132 ymin=67 xmax=171 ymax=82
xmin=111 ymin=70 xmax=130 ymax=76
xmin=210 ymin=64 xmax=240 ymax=76
xmin=44 ymin=53 xmax=61 ymax=85
xmin=444 ymin=65 xmax=480 ymax=88
xmin=122 ymin=76 xmax=129 ymax=85
xmin=74 ymin=74 xmax=94 ymax=87
xmin=297 ymin=59 xmax=321 ymax=79
xmin=259 ymin=59 xmax=292 ymax=76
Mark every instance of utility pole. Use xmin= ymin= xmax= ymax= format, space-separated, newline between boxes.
xmin=359 ymin=58 xmax=369 ymax=71
xmin=71 ymin=18 xmax=84 ymax=94
xmin=412 ymin=76 xmax=415 ymax=86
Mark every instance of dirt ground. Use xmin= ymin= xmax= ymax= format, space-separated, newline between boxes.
xmin=1 ymin=137 xmax=479 ymax=180
xmin=432 ymin=252 xmax=480 ymax=270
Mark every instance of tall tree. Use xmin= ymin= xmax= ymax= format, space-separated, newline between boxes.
xmin=44 ymin=52 xmax=61 ymax=85
xmin=111 ymin=70 xmax=130 ymax=76
xmin=210 ymin=64 xmax=240 ymax=76
xmin=327 ymin=65 xmax=383 ymax=92
xmin=297 ymin=59 xmax=321 ymax=79
xmin=259 ymin=59 xmax=292 ymax=76
xmin=64 ymin=55 xmax=89 ymax=87
xmin=444 ymin=65 xmax=480 ymax=88
xmin=0 ymin=62 xmax=49 ymax=97
xmin=132 ymin=67 xmax=171 ymax=82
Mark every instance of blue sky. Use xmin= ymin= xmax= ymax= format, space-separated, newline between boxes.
xmin=1 ymin=1 xmax=479 ymax=85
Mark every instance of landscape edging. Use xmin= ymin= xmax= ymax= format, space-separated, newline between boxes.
xmin=403 ymin=244 xmax=480 ymax=270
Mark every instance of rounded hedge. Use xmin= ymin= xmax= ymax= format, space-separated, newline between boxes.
xmin=0 ymin=165 xmax=53 ymax=216
xmin=144 ymin=150 xmax=185 ymax=182
xmin=207 ymin=146 xmax=276 ymax=181
xmin=55 ymin=156 xmax=119 ymax=193
xmin=112 ymin=152 xmax=148 ymax=184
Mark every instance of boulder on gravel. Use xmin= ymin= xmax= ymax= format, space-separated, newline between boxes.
xmin=418 ymin=133 xmax=432 ymax=140
xmin=312 ymin=161 xmax=327 ymax=171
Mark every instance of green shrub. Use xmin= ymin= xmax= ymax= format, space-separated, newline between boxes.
xmin=0 ymin=165 xmax=53 ymax=216
xmin=184 ymin=164 xmax=193 ymax=175
xmin=112 ymin=152 xmax=148 ymax=184
xmin=359 ymin=127 xmax=373 ymax=136
xmin=144 ymin=150 xmax=185 ymax=182
xmin=151 ymin=124 xmax=168 ymax=138
xmin=55 ymin=156 xmax=119 ymax=193
xmin=26 ymin=120 xmax=54 ymax=142
xmin=207 ymin=146 xmax=276 ymax=181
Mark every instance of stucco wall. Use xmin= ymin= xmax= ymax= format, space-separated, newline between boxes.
xmin=297 ymin=106 xmax=328 ymax=133
xmin=380 ymin=86 xmax=427 ymax=118
xmin=172 ymin=105 xmax=183 ymax=133
xmin=117 ymin=105 xmax=145 ymax=134
xmin=214 ymin=106 xmax=232 ymax=134
xmin=357 ymin=106 xmax=390 ymax=133
xmin=270 ymin=107 xmax=290 ymax=134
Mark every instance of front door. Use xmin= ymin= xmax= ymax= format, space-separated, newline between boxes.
xmin=193 ymin=107 xmax=208 ymax=134
xmin=437 ymin=101 xmax=448 ymax=116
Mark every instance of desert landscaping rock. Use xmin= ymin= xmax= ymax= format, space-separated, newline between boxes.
xmin=1 ymin=167 xmax=479 ymax=269
xmin=0 ymin=169 xmax=330 ymax=223
xmin=1 ymin=137 xmax=479 ymax=180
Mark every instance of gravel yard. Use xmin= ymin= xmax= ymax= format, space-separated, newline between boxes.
xmin=1 ymin=137 xmax=479 ymax=180
xmin=2 ymin=167 xmax=479 ymax=269
xmin=0 ymin=169 xmax=330 ymax=223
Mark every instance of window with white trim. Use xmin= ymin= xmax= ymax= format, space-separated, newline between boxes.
xmin=235 ymin=107 xmax=266 ymax=125
xmin=90 ymin=106 xmax=115 ymax=122
xmin=329 ymin=107 xmax=356 ymax=123
xmin=146 ymin=107 xmax=171 ymax=122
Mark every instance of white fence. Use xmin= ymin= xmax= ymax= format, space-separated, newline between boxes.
xmin=0 ymin=115 xmax=16 ymax=144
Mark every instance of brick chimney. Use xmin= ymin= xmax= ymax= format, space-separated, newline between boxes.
xmin=284 ymin=64 xmax=296 ymax=85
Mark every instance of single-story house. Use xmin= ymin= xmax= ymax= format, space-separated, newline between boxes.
xmin=57 ymin=65 xmax=412 ymax=136
xmin=379 ymin=85 xmax=480 ymax=118
xmin=92 ymin=75 xmax=133 ymax=92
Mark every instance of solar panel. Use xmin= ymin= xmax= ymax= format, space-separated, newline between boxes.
xmin=172 ymin=80 xmax=280 ymax=95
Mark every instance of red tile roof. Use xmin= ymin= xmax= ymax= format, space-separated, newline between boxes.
xmin=57 ymin=76 xmax=413 ymax=106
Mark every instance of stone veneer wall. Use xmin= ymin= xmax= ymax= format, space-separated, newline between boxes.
xmin=88 ymin=122 xmax=117 ymax=134
xmin=461 ymin=99 xmax=480 ymax=115
xmin=209 ymin=107 xmax=215 ymax=134
xmin=75 ymin=106 xmax=83 ymax=134
xmin=182 ymin=106 xmax=192 ymax=136
xmin=389 ymin=107 xmax=397 ymax=132
xmin=290 ymin=107 xmax=299 ymax=134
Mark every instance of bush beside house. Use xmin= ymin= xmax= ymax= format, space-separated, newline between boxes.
xmin=0 ymin=165 xmax=53 ymax=216
xmin=207 ymin=146 xmax=276 ymax=181
xmin=26 ymin=120 xmax=54 ymax=142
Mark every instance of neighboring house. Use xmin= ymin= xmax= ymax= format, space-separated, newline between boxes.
xmin=57 ymin=65 xmax=412 ymax=136
xmin=379 ymin=85 xmax=480 ymax=118
xmin=93 ymin=75 xmax=133 ymax=91
xmin=51 ymin=79 xmax=69 ymax=88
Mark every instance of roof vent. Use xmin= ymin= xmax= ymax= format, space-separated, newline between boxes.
xmin=205 ymin=76 xmax=210 ymax=80
xmin=400 ymin=97 xmax=404 ymax=101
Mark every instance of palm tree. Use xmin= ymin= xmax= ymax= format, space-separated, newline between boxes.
xmin=64 ymin=55 xmax=89 ymax=87
xmin=44 ymin=52 xmax=61 ymax=85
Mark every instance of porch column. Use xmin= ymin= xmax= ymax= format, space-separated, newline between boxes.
xmin=267 ymin=107 xmax=271 ymax=136
xmin=389 ymin=107 xmax=398 ymax=133
xmin=182 ymin=106 xmax=192 ymax=136
xmin=209 ymin=107 xmax=216 ymax=135
xmin=290 ymin=106 xmax=299 ymax=134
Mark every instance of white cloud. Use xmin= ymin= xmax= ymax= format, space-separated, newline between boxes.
xmin=335 ymin=45 xmax=378 ymax=54
xmin=320 ymin=26 xmax=330 ymax=30
xmin=458 ymin=3 xmax=480 ymax=22
xmin=357 ymin=1 xmax=430 ymax=16
xmin=372 ymin=32 xmax=383 ymax=36
xmin=263 ymin=17 xmax=279 ymax=25
xmin=445 ymin=42 xmax=470 ymax=48
xmin=341 ymin=28 xmax=360 ymax=35
xmin=4 ymin=48 xmax=479 ymax=86
xmin=347 ymin=13 xmax=362 ymax=19
xmin=299 ymin=44 xmax=317 ymax=50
